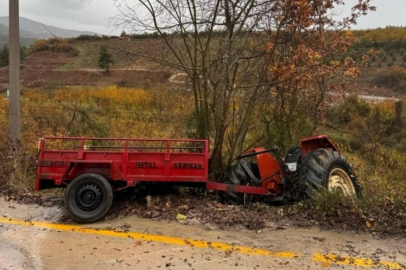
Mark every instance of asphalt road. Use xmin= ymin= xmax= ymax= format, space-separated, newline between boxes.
xmin=0 ymin=198 xmax=405 ymax=270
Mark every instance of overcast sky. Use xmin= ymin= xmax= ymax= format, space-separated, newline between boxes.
xmin=0 ymin=0 xmax=405 ymax=35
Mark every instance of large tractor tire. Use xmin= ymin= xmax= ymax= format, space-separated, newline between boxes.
xmin=221 ymin=162 xmax=259 ymax=205
xmin=298 ymin=149 xmax=362 ymax=198
xmin=64 ymin=173 xmax=113 ymax=223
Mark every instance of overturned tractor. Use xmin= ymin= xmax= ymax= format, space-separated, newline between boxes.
xmin=35 ymin=135 xmax=361 ymax=223
xmin=222 ymin=136 xmax=361 ymax=204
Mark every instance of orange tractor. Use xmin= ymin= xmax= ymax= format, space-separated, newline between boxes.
xmin=222 ymin=135 xmax=361 ymax=204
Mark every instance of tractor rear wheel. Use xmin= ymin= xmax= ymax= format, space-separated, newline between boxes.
xmin=64 ymin=173 xmax=113 ymax=223
xmin=221 ymin=162 xmax=258 ymax=205
xmin=298 ymin=149 xmax=361 ymax=198
xmin=221 ymin=163 xmax=245 ymax=205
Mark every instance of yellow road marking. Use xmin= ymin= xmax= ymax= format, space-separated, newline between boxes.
xmin=0 ymin=217 xmax=297 ymax=258
xmin=0 ymin=217 xmax=404 ymax=269
xmin=313 ymin=253 xmax=404 ymax=269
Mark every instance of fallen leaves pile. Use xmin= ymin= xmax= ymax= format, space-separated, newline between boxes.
xmin=106 ymin=190 xmax=270 ymax=230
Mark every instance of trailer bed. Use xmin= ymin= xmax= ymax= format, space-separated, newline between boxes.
xmin=36 ymin=137 xmax=210 ymax=191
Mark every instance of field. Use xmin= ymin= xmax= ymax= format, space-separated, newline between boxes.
xmin=0 ymin=30 xmax=406 ymax=236
xmin=0 ymin=39 xmax=174 ymax=91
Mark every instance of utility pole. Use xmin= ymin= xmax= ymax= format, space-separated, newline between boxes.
xmin=9 ymin=0 xmax=21 ymax=147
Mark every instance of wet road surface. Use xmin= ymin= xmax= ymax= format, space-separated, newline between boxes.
xmin=0 ymin=198 xmax=405 ymax=270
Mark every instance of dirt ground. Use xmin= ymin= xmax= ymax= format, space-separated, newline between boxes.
xmin=0 ymin=51 xmax=172 ymax=89
xmin=0 ymin=48 xmax=401 ymax=99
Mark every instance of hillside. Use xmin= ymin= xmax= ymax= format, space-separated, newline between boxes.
xmin=2 ymin=26 xmax=406 ymax=98
xmin=353 ymin=26 xmax=406 ymax=41
xmin=347 ymin=27 xmax=406 ymax=96
xmin=52 ymin=33 xmax=406 ymax=98
xmin=0 ymin=16 xmax=99 ymax=46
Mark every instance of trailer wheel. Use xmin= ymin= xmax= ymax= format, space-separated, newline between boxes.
xmin=64 ymin=173 xmax=113 ymax=223
xmin=298 ymin=149 xmax=362 ymax=198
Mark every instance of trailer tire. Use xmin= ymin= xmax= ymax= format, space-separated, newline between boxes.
xmin=64 ymin=173 xmax=113 ymax=223
xmin=298 ymin=149 xmax=362 ymax=198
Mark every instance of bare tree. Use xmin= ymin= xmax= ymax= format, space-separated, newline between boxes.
xmin=111 ymin=0 xmax=375 ymax=175
xmin=112 ymin=0 xmax=276 ymax=174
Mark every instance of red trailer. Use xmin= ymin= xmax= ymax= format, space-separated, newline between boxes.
xmin=36 ymin=135 xmax=361 ymax=223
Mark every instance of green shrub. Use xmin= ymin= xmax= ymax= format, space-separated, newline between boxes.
xmin=0 ymin=44 xmax=9 ymax=67
xmin=30 ymin=39 xmax=76 ymax=54
xmin=326 ymin=97 xmax=406 ymax=227
xmin=373 ymin=66 xmax=406 ymax=90
xmin=327 ymin=95 xmax=370 ymax=125
xmin=53 ymin=44 xmax=75 ymax=53
xmin=262 ymin=111 xmax=313 ymax=153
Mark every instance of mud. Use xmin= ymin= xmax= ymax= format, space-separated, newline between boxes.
xmin=0 ymin=197 xmax=62 ymax=222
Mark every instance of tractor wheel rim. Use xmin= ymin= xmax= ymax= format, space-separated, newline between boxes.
xmin=328 ymin=168 xmax=356 ymax=196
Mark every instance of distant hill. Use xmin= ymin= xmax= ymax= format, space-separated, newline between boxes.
xmin=0 ymin=32 xmax=37 ymax=47
xmin=0 ymin=16 xmax=99 ymax=46
xmin=0 ymin=20 xmax=38 ymax=46
xmin=353 ymin=26 xmax=406 ymax=42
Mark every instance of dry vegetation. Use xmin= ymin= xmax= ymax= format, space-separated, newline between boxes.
xmin=1 ymin=86 xmax=406 ymax=235
xmin=322 ymin=96 xmax=406 ymax=234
